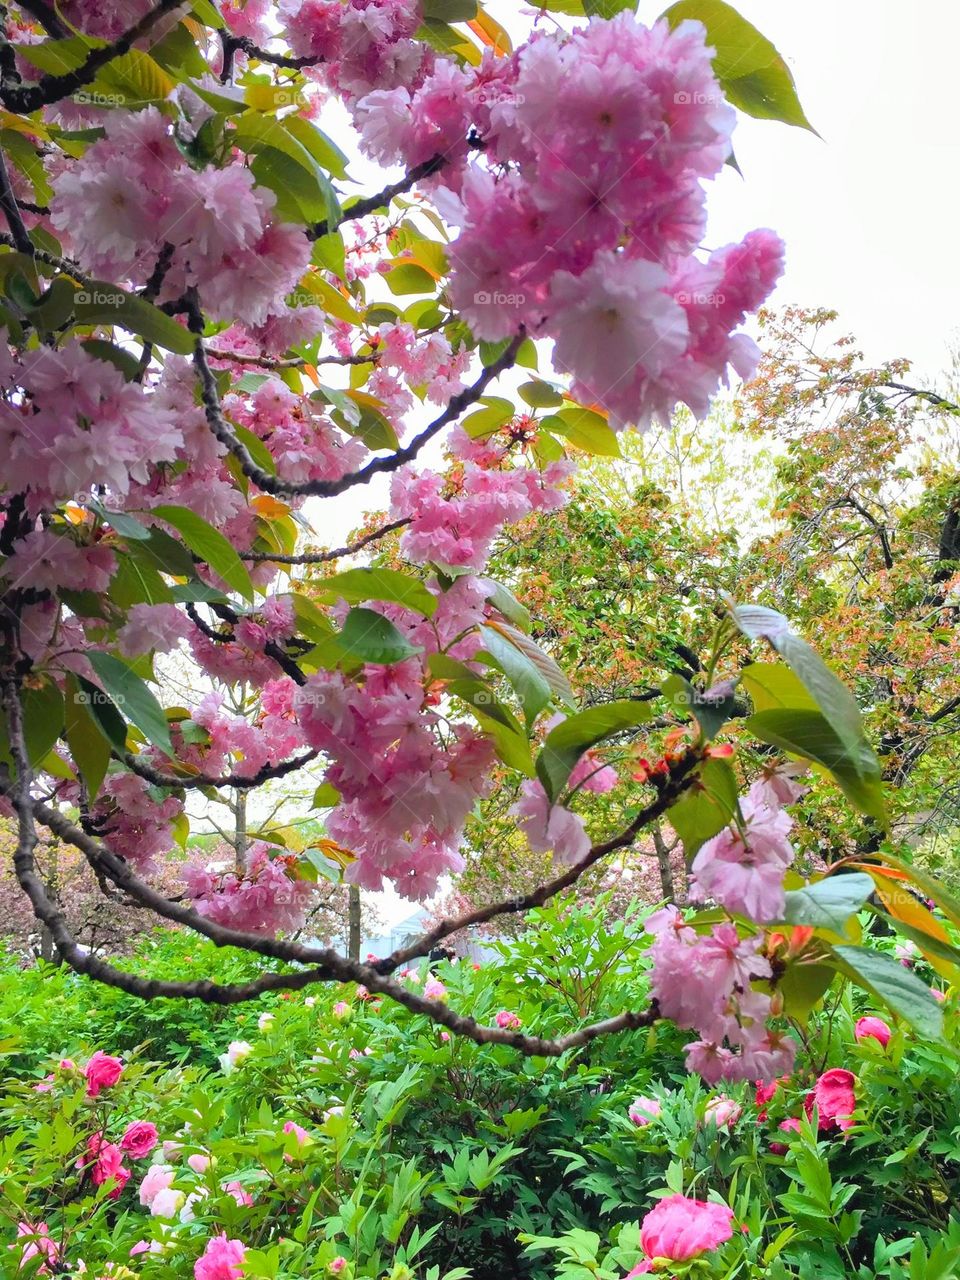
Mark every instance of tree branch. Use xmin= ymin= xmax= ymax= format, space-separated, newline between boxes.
xmin=120 ymin=747 xmax=321 ymax=791
xmin=189 ymin=287 xmax=523 ymax=499
xmin=0 ymin=145 xmax=33 ymax=254
xmin=309 ymin=154 xmax=449 ymax=240
xmin=240 ymin=516 xmax=410 ymax=563
xmin=2 ymin=0 xmax=185 ymax=112
xmin=374 ymin=747 xmax=704 ymax=973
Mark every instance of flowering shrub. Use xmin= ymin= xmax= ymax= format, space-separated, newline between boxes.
xmin=3 ymin=900 xmax=960 ymax=1279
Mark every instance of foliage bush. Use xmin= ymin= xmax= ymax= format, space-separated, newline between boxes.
xmin=4 ymin=899 xmax=960 ymax=1280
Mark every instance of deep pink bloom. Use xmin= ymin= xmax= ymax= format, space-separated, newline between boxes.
xmin=769 ymin=1115 xmax=803 ymax=1154
xmin=635 ymin=1194 xmax=735 ymax=1269
xmin=120 ymin=1121 xmax=159 ymax=1158
xmin=84 ymin=1050 xmax=123 ymax=1098
xmin=805 ymin=1068 xmax=856 ymax=1133
xmin=195 ymin=1234 xmax=247 ymax=1279
xmin=854 ymin=1016 xmax=891 ymax=1048
xmin=495 ymin=1010 xmax=522 ymax=1030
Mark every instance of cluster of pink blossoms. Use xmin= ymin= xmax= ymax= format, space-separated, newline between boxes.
xmin=645 ymin=775 xmax=803 ymax=1083
xmin=0 ymin=340 xmax=182 ymax=512
xmin=357 ymin=14 xmax=783 ymax=428
xmin=49 ymin=108 xmax=311 ymax=327
xmin=281 ymin=0 xmax=426 ymax=101
xmin=183 ymin=841 xmax=319 ymax=935
xmin=513 ymin=749 xmax=619 ymax=866
xmin=295 ymin=631 xmax=496 ymax=897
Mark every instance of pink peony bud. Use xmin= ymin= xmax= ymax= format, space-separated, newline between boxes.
xmin=854 ymin=1016 xmax=891 ymax=1048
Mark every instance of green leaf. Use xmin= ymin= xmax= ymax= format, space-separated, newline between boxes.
xmin=517 ymin=380 xmax=563 ymax=409
xmin=87 ymin=47 xmax=174 ymax=105
xmin=86 ymin=652 xmax=173 ymax=756
xmin=781 ymin=873 xmax=875 ymax=932
xmin=584 ymin=0 xmax=634 ymax=14
xmin=662 ymin=0 xmax=816 ymax=132
xmin=779 ymin=962 xmax=836 ymax=1024
xmin=661 ymin=672 xmax=738 ymax=740
xmin=385 ymin=263 xmax=437 ymax=296
xmin=127 ymin=527 xmax=198 ymax=580
xmin=250 ymin=146 xmax=330 ymax=224
xmin=75 ymin=675 xmax=129 ymax=754
xmin=311 ymin=782 xmax=340 ymax=809
xmin=666 ymin=756 xmax=739 ymax=858
xmin=64 ymin=675 xmax=111 ymax=800
xmin=81 ymin=338 xmax=144 ymax=380
xmin=537 ymin=700 xmax=651 ymax=801
xmin=22 ymin=681 xmax=64 ymax=768
xmin=479 ymin=625 xmax=551 ymax=729
xmin=485 ymin=620 xmax=575 ymax=711
xmin=152 ymin=505 xmax=254 ymax=601
xmin=741 ymin=661 xmax=818 ymax=712
xmin=318 ymin=567 xmax=436 ymax=618
xmin=422 ymin=0 xmax=477 ymax=18
xmin=747 ymin=708 xmax=885 ymax=822
xmin=480 ymin=578 xmax=531 ymax=633
xmin=337 ymin=607 xmax=422 ymax=665
xmin=831 ymin=945 xmax=944 ymax=1040
xmin=109 ymin=556 xmax=174 ymax=609
xmin=284 ymin=116 xmax=349 ymax=180
xmin=74 ymin=281 xmax=194 ymax=353
xmin=541 ymin=409 xmax=621 ymax=458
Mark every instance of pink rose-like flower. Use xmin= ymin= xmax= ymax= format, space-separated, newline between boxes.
xmin=769 ymin=1115 xmax=803 ymax=1154
xmin=332 ymin=1000 xmax=351 ymax=1019
xmin=631 ymin=1194 xmax=735 ymax=1272
xmin=12 ymin=1221 xmax=58 ymax=1273
xmin=705 ymin=1095 xmax=742 ymax=1128
xmin=121 ymin=1121 xmax=159 ymax=1158
xmin=424 ymin=977 xmax=447 ymax=1000
xmin=495 ymin=1010 xmax=521 ymax=1030
xmin=329 ymin=1258 xmax=348 ymax=1274
xmin=223 ymin=1180 xmax=253 ymax=1207
xmin=138 ymin=1163 xmax=175 ymax=1208
xmin=188 ymin=1153 xmax=212 ymax=1175
xmin=283 ymin=1121 xmax=310 ymax=1145
xmin=854 ymin=1016 xmax=891 ymax=1049
xmin=805 ymin=1068 xmax=856 ymax=1133
xmin=84 ymin=1050 xmax=123 ymax=1098
xmin=195 ymin=1234 xmax=247 ymax=1280
xmin=628 ymin=1096 xmax=662 ymax=1127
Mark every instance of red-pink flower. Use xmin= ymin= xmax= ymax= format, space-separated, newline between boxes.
xmin=854 ymin=1016 xmax=891 ymax=1049
xmin=805 ymin=1068 xmax=856 ymax=1133
xmin=120 ymin=1121 xmax=159 ymax=1158
xmin=495 ymin=1010 xmax=522 ymax=1030
xmin=84 ymin=1050 xmax=123 ymax=1098
xmin=769 ymin=1116 xmax=803 ymax=1154
xmin=86 ymin=1136 xmax=131 ymax=1199
xmin=195 ymin=1233 xmax=247 ymax=1279
xmin=627 ymin=1194 xmax=736 ymax=1273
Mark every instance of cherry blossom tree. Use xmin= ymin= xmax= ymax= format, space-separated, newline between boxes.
xmin=0 ymin=0 xmax=952 ymax=1079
